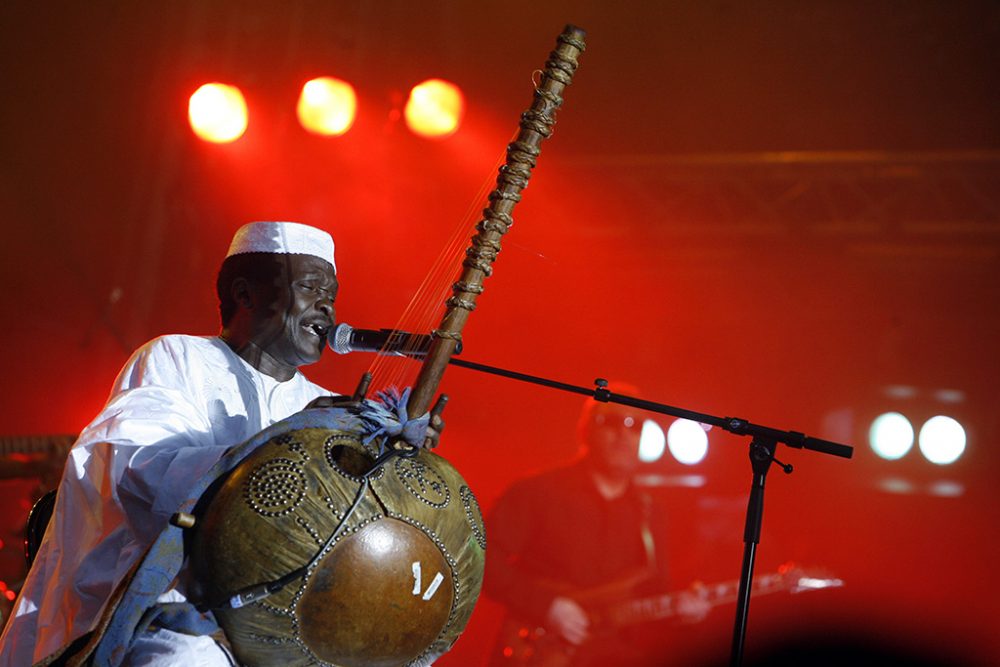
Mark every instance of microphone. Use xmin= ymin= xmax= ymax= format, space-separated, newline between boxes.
xmin=328 ymin=323 xmax=462 ymax=357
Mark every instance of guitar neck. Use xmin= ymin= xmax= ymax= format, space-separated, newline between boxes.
xmin=602 ymin=571 xmax=803 ymax=628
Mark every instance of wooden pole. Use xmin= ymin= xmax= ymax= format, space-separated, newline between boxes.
xmin=408 ymin=25 xmax=587 ymax=418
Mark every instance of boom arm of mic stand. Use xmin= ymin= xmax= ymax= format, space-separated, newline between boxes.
xmin=723 ymin=418 xmax=854 ymax=459
xmin=447 ymin=357 xmax=853 ymax=459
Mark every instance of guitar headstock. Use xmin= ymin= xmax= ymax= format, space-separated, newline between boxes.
xmin=775 ymin=561 xmax=844 ymax=594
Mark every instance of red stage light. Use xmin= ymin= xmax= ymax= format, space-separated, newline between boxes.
xmin=297 ymin=77 xmax=357 ymax=136
xmin=188 ymin=83 xmax=248 ymax=143
xmin=404 ymin=79 xmax=464 ymax=138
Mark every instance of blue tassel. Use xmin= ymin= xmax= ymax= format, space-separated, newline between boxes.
xmin=358 ymin=386 xmax=430 ymax=450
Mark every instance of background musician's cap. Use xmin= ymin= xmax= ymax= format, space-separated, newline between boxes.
xmin=226 ymin=221 xmax=336 ymax=273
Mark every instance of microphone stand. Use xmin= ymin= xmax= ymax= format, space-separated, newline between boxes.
xmin=444 ymin=356 xmax=853 ymax=667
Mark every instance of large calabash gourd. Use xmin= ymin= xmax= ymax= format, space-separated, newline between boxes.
xmin=189 ymin=413 xmax=487 ymax=667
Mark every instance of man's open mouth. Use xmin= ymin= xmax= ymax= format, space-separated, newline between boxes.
xmin=303 ymin=323 xmax=330 ymax=339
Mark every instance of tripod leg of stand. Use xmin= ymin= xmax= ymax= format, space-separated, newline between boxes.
xmin=729 ymin=437 xmax=775 ymax=667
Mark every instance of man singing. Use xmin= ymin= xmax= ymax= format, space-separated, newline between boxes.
xmin=1 ymin=221 xmax=342 ymax=666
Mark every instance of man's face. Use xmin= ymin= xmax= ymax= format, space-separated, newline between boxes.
xmin=584 ymin=405 xmax=643 ymax=478
xmin=250 ymin=254 xmax=338 ymax=369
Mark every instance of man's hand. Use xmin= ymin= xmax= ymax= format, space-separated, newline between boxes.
xmin=422 ymin=413 xmax=445 ymax=449
xmin=420 ymin=394 xmax=448 ymax=449
xmin=306 ymin=393 xmax=444 ymax=449
xmin=546 ymin=596 xmax=590 ymax=646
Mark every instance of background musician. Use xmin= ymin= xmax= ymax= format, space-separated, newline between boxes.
xmin=484 ymin=383 xmax=710 ymax=667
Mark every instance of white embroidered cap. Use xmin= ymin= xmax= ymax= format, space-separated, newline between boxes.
xmin=226 ymin=221 xmax=336 ymax=273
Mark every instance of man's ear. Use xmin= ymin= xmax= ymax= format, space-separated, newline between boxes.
xmin=231 ymin=277 xmax=254 ymax=310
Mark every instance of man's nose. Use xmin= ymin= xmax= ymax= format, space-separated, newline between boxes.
xmin=316 ymin=297 xmax=334 ymax=317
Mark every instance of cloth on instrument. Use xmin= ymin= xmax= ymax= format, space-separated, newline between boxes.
xmin=358 ymin=386 xmax=431 ymax=450
xmin=0 ymin=334 xmax=334 ymax=667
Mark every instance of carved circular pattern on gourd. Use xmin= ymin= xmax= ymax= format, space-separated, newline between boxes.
xmin=272 ymin=432 xmax=310 ymax=460
xmin=244 ymin=457 xmax=307 ymax=517
xmin=460 ymin=485 xmax=487 ymax=550
xmin=394 ymin=458 xmax=450 ymax=508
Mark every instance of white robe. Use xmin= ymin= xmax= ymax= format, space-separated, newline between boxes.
xmin=0 ymin=335 xmax=333 ymax=666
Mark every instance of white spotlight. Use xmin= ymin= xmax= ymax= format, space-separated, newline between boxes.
xmin=918 ymin=416 xmax=966 ymax=465
xmin=638 ymin=419 xmax=666 ymax=463
xmin=869 ymin=412 xmax=914 ymax=460
xmin=666 ymin=419 xmax=709 ymax=465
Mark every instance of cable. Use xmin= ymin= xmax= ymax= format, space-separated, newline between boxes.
xmin=222 ymin=445 xmax=416 ymax=609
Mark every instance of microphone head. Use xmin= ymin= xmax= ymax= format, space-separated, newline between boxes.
xmin=330 ymin=322 xmax=354 ymax=354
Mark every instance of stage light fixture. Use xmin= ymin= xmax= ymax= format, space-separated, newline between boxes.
xmin=297 ymin=77 xmax=357 ymax=136
xmin=404 ymin=79 xmax=464 ymax=138
xmin=918 ymin=415 xmax=966 ymax=465
xmin=188 ymin=83 xmax=248 ymax=143
xmin=666 ymin=419 xmax=709 ymax=465
xmin=638 ymin=419 xmax=666 ymax=463
xmin=869 ymin=412 xmax=915 ymax=460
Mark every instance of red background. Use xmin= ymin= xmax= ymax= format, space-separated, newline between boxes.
xmin=1 ymin=2 xmax=998 ymax=665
